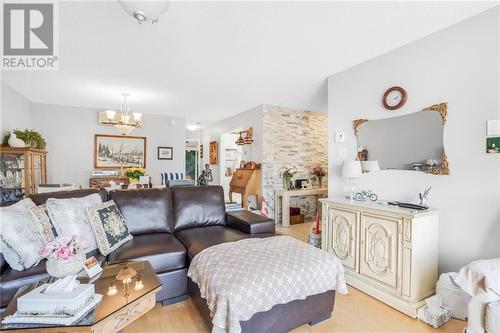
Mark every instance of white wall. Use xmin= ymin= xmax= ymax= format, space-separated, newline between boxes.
xmin=201 ymin=105 xmax=263 ymax=185
xmin=1 ymin=82 xmax=32 ymax=139
xmin=328 ymin=7 xmax=500 ymax=272
xmin=29 ymin=103 xmax=186 ymax=187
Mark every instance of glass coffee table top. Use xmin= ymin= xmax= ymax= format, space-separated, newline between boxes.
xmin=0 ymin=260 xmax=162 ymax=331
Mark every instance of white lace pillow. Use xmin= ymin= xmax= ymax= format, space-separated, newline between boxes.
xmin=46 ymin=194 xmax=102 ymax=252
xmin=0 ymin=198 xmax=46 ymax=271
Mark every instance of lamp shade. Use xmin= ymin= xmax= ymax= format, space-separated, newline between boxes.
xmin=341 ymin=161 xmax=362 ymax=178
xmin=361 ymin=160 xmax=380 ymax=172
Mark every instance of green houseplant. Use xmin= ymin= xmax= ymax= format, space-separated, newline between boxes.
xmin=3 ymin=129 xmax=46 ymax=149
xmin=125 ymin=167 xmax=146 ymax=182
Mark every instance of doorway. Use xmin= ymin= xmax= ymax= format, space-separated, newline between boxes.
xmin=220 ymin=130 xmax=243 ymax=203
xmin=185 ymin=140 xmax=200 ymax=182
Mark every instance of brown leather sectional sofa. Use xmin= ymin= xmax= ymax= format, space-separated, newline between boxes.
xmin=0 ymin=185 xmax=336 ymax=332
xmin=0 ymin=186 xmax=275 ymax=309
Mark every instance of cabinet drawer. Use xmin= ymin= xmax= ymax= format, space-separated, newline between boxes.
xmin=328 ymin=208 xmax=359 ymax=272
xmin=360 ymin=213 xmax=402 ymax=291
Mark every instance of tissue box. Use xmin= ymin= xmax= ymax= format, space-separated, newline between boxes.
xmin=18 ymin=283 xmax=94 ymax=317
xmin=417 ymin=305 xmax=452 ymax=329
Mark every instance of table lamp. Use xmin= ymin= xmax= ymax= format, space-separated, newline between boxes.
xmin=341 ymin=161 xmax=362 ymax=200
xmin=361 ymin=160 xmax=380 ymax=173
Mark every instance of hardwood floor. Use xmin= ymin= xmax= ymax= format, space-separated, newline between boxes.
xmin=125 ymin=222 xmax=465 ymax=333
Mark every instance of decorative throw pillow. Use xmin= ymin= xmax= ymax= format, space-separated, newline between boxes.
xmin=46 ymin=193 xmax=102 ymax=252
xmin=0 ymin=198 xmax=46 ymax=271
xmin=86 ymin=200 xmax=133 ymax=256
xmin=29 ymin=204 xmax=58 ymax=242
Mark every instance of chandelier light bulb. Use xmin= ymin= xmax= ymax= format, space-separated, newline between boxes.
xmin=133 ymin=112 xmax=142 ymax=122
xmin=105 ymin=110 xmax=116 ymax=121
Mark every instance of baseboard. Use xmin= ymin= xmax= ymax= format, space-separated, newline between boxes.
xmin=161 ymin=294 xmax=189 ymax=306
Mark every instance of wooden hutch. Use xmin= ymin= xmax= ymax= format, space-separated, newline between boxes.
xmin=0 ymin=147 xmax=47 ymax=204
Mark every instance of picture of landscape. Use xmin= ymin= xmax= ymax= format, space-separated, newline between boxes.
xmin=94 ymin=134 xmax=146 ymax=169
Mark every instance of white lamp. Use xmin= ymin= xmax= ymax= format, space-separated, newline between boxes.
xmin=341 ymin=161 xmax=362 ymax=200
xmin=361 ymin=160 xmax=380 ymax=173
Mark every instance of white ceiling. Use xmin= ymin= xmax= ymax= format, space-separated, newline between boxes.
xmin=2 ymin=1 xmax=498 ymax=127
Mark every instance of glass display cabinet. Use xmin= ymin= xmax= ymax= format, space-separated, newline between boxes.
xmin=0 ymin=147 xmax=47 ymax=205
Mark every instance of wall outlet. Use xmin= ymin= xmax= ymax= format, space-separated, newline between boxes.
xmin=335 ymin=129 xmax=345 ymax=143
xmin=339 ymin=147 xmax=347 ymax=159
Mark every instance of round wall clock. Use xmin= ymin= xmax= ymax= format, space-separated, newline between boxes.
xmin=382 ymin=86 xmax=407 ymax=110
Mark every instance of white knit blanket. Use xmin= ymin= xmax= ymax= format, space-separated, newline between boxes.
xmin=187 ymin=236 xmax=348 ymax=333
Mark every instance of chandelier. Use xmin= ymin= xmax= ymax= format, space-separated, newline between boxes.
xmin=104 ymin=93 xmax=143 ymax=135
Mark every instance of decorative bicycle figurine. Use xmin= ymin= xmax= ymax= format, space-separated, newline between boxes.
xmin=353 ymin=190 xmax=378 ymax=202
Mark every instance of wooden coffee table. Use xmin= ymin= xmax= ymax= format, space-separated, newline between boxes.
xmin=0 ymin=261 xmax=162 ymax=333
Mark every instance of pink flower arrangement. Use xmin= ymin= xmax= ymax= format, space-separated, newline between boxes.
xmin=310 ymin=165 xmax=327 ymax=178
xmin=39 ymin=235 xmax=89 ymax=261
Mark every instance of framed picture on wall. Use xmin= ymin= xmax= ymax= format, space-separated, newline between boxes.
xmin=209 ymin=141 xmax=218 ymax=165
xmin=94 ymin=134 xmax=146 ymax=169
xmin=158 ymin=147 xmax=173 ymax=160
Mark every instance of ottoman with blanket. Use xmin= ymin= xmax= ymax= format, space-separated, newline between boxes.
xmin=188 ymin=236 xmax=348 ymax=333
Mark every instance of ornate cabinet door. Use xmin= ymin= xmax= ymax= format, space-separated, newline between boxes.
xmin=328 ymin=208 xmax=358 ymax=271
xmin=360 ymin=213 xmax=401 ymax=291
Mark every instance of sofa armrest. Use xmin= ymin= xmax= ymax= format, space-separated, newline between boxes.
xmin=226 ymin=211 xmax=275 ymax=234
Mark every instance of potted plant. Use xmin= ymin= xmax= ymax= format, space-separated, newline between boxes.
xmin=310 ymin=164 xmax=327 ymax=187
xmin=125 ymin=167 xmax=146 ymax=183
xmin=3 ymin=129 xmax=46 ymax=149
xmin=39 ymin=236 xmax=90 ymax=278
xmin=280 ymin=165 xmax=297 ymax=190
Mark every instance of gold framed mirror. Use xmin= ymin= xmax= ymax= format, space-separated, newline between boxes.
xmin=353 ymin=103 xmax=449 ymax=175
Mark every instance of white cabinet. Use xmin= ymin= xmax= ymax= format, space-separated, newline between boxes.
xmin=360 ymin=212 xmax=402 ymax=291
xmin=327 ymin=208 xmax=359 ymax=271
xmin=321 ymin=198 xmax=439 ymax=318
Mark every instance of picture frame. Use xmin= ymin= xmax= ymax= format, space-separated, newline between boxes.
xmin=209 ymin=141 xmax=218 ymax=165
xmin=94 ymin=134 xmax=146 ymax=169
xmin=158 ymin=146 xmax=173 ymax=160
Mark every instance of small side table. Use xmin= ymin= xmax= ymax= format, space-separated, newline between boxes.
xmin=274 ymin=187 xmax=328 ymax=227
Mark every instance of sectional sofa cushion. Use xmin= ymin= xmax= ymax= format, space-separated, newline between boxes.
xmin=87 ymin=200 xmax=133 ymax=256
xmin=110 ymin=189 xmax=174 ymax=234
xmin=46 ymin=193 xmax=102 ymax=252
xmin=0 ymin=199 xmax=46 ymax=271
xmin=29 ymin=188 xmax=108 ymax=205
xmin=175 ymin=226 xmax=275 ymax=261
xmin=172 ymin=186 xmax=226 ymax=231
xmin=107 ymin=233 xmax=186 ymax=274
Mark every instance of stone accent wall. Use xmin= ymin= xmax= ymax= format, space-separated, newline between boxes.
xmin=261 ymin=105 xmax=328 ymax=220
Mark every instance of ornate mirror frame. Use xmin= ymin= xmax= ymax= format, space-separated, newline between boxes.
xmin=353 ymin=102 xmax=449 ymax=175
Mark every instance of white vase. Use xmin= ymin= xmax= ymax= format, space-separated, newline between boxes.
xmin=7 ymin=133 xmax=25 ymax=148
xmin=46 ymin=253 xmax=85 ymax=278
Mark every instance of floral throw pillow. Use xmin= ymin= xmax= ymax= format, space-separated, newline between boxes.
xmin=46 ymin=193 xmax=102 ymax=252
xmin=87 ymin=200 xmax=133 ymax=256
xmin=0 ymin=198 xmax=46 ymax=271
xmin=29 ymin=204 xmax=58 ymax=242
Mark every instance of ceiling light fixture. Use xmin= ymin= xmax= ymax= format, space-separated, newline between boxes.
xmin=103 ymin=93 xmax=143 ymax=135
xmin=235 ymin=128 xmax=254 ymax=146
xmin=119 ymin=0 xmax=170 ymax=24
xmin=186 ymin=122 xmax=201 ymax=131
